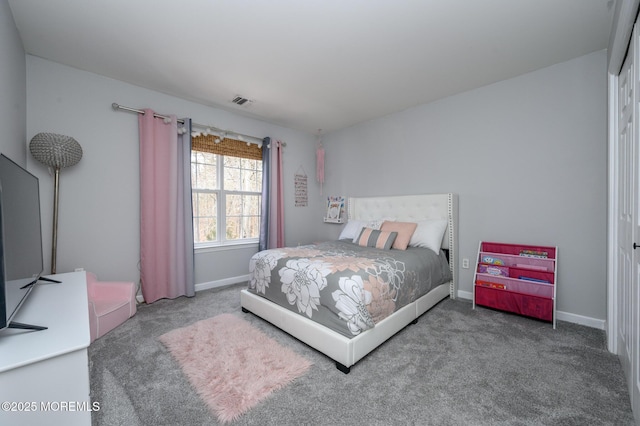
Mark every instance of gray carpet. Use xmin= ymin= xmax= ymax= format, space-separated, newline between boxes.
xmin=89 ymin=284 xmax=635 ymax=425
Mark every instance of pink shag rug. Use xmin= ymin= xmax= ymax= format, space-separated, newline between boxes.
xmin=159 ymin=313 xmax=312 ymax=423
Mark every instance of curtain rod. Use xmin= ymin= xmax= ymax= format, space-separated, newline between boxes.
xmin=111 ymin=102 xmax=282 ymax=146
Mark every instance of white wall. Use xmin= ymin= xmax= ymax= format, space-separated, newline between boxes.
xmin=26 ymin=56 xmax=323 ymax=286
xmin=0 ymin=0 xmax=26 ymax=163
xmin=322 ymin=50 xmax=608 ymax=324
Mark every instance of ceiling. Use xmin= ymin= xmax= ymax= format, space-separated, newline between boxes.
xmin=8 ymin=0 xmax=615 ymax=135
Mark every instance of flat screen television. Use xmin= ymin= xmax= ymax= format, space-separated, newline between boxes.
xmin=0 ymin=153 xmax=50 ymax=331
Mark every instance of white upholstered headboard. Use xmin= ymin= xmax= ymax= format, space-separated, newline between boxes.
xmin=348 ymin=193 xmax=459 ymax=298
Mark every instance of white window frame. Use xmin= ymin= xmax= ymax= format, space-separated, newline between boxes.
xmin=192 ymin=152 xmax=262 ymax=250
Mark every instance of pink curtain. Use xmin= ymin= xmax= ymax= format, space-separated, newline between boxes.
xmin=139 ymin=110 xmax=195 ymax=303
xmin=269 ymin=139 xmax=285 ymax=248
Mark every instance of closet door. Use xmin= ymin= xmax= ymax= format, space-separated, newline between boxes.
xmin=617 ymin=23 xmax=640 ymax=419
xmin=632 ymin=24 xmax=640 ymax=417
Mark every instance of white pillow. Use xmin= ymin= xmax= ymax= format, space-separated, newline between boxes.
xmin=368 ymin=217 xmax=395 ymax=228
xmin=338 ymin=220 xmax=365 ymax=240
xmin=338 ymin=218 xmax=396 ymax=242
xmin=409 ymin=219 xmax=448 ymax=254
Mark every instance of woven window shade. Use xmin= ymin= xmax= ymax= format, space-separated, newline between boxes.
xmin=192 ymin=134 xmax=262 ymax=160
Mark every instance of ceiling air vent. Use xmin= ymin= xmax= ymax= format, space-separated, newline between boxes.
xmin=232 ymin=96 xmax=250 ymax=106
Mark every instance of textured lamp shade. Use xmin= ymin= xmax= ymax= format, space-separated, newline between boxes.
xmin=29 ymin=133 xmax=83 ymax=169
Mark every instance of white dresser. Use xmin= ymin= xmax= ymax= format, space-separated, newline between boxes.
xmin=0 ymin=271 xmax=92 ymax=426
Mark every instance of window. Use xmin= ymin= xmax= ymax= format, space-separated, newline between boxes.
xmin=191 ymin=136 xmax=262 ymax=247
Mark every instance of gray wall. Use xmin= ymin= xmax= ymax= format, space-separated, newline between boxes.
xmin=321 ymin=50 xmax=607 ymax=324
xmin=0 ymin=0 xmax=26 ymax=163
xmin=25 ymin=56 xmax=323 ymax=285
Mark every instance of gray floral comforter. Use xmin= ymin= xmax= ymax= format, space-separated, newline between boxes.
xmin=248 ymin=240 xmax=452 ymax=338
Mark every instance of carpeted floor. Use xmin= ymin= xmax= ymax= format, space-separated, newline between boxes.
xmin=88 ymin=283 xmax=636 ymax=426
xmin=159 ymin=313 xmax=312 ymax=423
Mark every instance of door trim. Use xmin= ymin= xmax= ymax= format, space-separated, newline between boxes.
xmin=608 ymin=71 xmax=619 ymax=353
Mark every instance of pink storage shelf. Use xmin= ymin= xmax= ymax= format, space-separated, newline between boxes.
xmin=474 ymin=241 xmax=558 ymax=328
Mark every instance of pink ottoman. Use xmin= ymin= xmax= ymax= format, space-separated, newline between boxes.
xmin=86 ymin=272 xmax=137 ymax=342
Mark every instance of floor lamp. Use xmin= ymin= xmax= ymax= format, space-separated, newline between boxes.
xmin=29 ymin=133 xmax=83 ymax=274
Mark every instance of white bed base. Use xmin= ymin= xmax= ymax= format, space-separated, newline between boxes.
xmin=240 ymin=193 xmax=458 ymax=373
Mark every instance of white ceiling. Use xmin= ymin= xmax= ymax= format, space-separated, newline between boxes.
xmin=8 ymin=0 xmax=615 ymax=134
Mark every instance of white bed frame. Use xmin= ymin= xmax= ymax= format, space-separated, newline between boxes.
xmin=240 ymin=193 xmax=458 ymax=373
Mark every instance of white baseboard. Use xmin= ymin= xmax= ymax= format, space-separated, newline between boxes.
xmin=195 ymin=275 xmax=249 ymax=292
xmin=136 ymin=275 xmax=249 ymax=303
xmin=456 ymin=289 xmax=605 ymax=330
xmin=457 ymin=290 xmax=473 ymax=300
xmin=555 ymin=311 xmax=605 ymax=330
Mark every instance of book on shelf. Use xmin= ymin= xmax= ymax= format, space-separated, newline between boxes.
xmin=476 ymin=280 xmax=506 ymax=290
xmin=514 ymin=263 xmax=548 ymax=271
xmin=518 ymin=276 xmax=551 ymax=284
xmin=477 ymin=264 xmax=509 ymax=276
xmin=519 ymin=249 xmax=548 ymax=258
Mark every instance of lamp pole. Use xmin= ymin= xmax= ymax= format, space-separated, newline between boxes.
xmin=51 ymin=167 xmax=60 ymax=274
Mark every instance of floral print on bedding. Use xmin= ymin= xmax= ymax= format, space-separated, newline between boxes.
xmin=248 ymin=240 xmax=452 ymax=338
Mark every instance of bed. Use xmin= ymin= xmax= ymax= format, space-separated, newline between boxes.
xmin=240 ymin=193 xmax=458 ymax=373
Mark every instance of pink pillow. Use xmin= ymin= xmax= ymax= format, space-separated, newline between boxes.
xmin=355 ymin=228 xmax=398 ymax=250
xmin=380 ymin=221 xmax=417 ymax=250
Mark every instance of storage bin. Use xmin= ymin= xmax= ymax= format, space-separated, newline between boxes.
xmin=479 ymin=251 xmax=554 ymax=271
xmin=475 ymin=285 xmax=553 ymax=322
xmin=476 ymin=273 xmax=553 ymax=298
xmin=481 ymin=242 xmax=556 ymax=259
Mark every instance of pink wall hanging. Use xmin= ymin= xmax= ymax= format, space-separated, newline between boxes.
xmin=316 ymin=130 xmax=324 ymax=194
